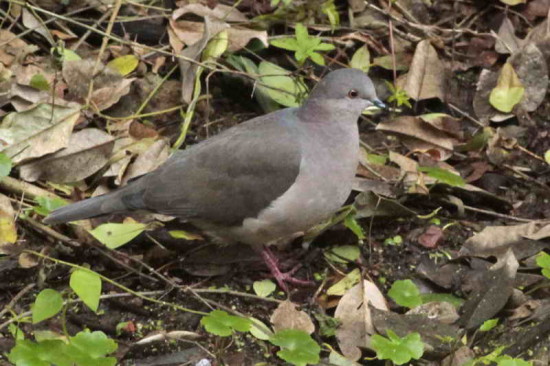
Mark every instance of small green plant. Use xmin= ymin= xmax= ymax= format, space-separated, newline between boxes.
xmin=418 ymin=166 xmax=466 ymax=187
xmin=200 ymin=310 xmax=252 ymax=337
xmin=388 ymin=279 xmax=422 ymax=308
xmin=371 ymin=330 xmax=424 ymax=365
xmin=201 ymin=310 xmax=321 ymax=365
xmin=536 ymin=251 xmax=550 ymax=279
xmin=271 ymin=0 xmax=292 ymax=7
xmin=384 ymin=235 xmax=403 ymax=246
xmin=270 ymin=23 xmax=335 ymax=65
xmin=465 ymin=346 xmax=532 ymax=366
xmin=33 ymin=196 xmax=67 ymax=216
xmin=343 ymin=214 xmax=365 ymax=241
xmin=8 ymin=329 xmax=118 ymax=366
xmin=386 ymin=81 xmax=412 ymax=108
xmin=270 ymin=329 xmax=320 ymax=366
xmin=479 ymin=318 xmax=499 ymax=332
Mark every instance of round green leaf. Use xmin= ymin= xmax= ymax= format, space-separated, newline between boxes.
xmin=32 ymin=289 xmax=63 ymax=324
xmin=253 ymin=279 xmax=276 ymax=297
xmin=270 ymin=329 xmax=320 ymax=366
xmin=106 ymin=55 xmax=139 ymax=76
xmin=388 ymin=279 xmax=422 ymax=308
xmin=70 ymin=269 xmax=102 ymax=312
xmin=350 ymin=46 xmax=371 ymax=73
xmin=88 ymin=222 xmax=146 ymax=249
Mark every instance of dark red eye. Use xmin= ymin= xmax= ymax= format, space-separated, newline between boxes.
xmin=348 ymin=89 xmax=359 ymax=98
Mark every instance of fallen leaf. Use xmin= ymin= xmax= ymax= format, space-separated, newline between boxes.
xmin=495 ymin=17 xmax=523 ymax=54
xmin=327 ymin=268 xmax=362 ymax=296
xmin=406 ymin=302 xmax=459 ymax=324
xmin=21 ymin=8 xmax=53 ymax=44
xmin=0 ymin=103 xmax=80 ymax=164
xmin=107 ymin=55 xmax=139 ymax=76
xmin=499 ymin=0 xmax=526 ymax=5
xmin=270 ymin=301 xmax=315 ymax=334
xmin=121 ymin=139 xmax=169 ymax=184
xmin=417 ymin=225 xmax=444 ymax=248
xmin=350 ymin=45 xmax=370 ymax=72
xmin=489 ymin=63 xmax=525 ymax=113
xmin=334 ymin=280 xmax=388 ymax=361
xmin=62 ymin=59 xmax=134 ymax=111
xmin=19 ymin=128 xmax=115 ymax=183
xmin=172 ymin=3 xmax=248 ymax=23
xmin=258 ymin=61 xmax=307 ymax=107
xmin=402 ymin=40 xmax=445 ymax=100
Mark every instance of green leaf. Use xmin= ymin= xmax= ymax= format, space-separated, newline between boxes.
xmin=88 ymin=222 xmax=146 ymax=249
xmin=34 ymin=196 xmax=67 ymax=216
xmin=0 ymin=152 xmax=12 ymax=178
xmin=324 ymin=245 xmax=360 ymax=263
xmin=248 ymin=317 xmax=274 ymax=340
xmin=32 ymin=289 xmax=63 ymax=324
xmin=106 ymin=55 xmax=139 ymax=76
xmin=544 ymin=150 xmax=550 ymax=165
xmin=201 ymin=310 xmax=252 ymax=337
xmin=270 ymin=38 xmax=300 ymax=51
xmin=258 ymin=61 xmax=307 ymax=107
xmin=536 ymin=252 xmax=550 ymax=279
xmin=327 ymin=268 xmax=361 ymax=296
xmin=7 ymin=339 xmax=69 ymax=366
xmin=70 ymin=269 xmax=102 ymax=312
xmin=388 ymin=280 xmax=422 ymax=308
xmin=321 ymin=0 xmax=340 ymax=30
xmin=203 ymin=30 xmax=229 ymax=60
xmin=499 ymin=0 xmax=526 ymax=6
xmin=344 ymin=215 xmax=365 ymax=240
xmin=168 ymin=230 xmax=202 ymax=240
xmin=253 ymin=279 xmax=276 ymax=297
xmin=489 ymin=63 xmax=524 ymax=113
xmin=350 ymin=46 xmax=371 ymax=73
xmin=30 ymin=74 xmax=50 ymax=91
xmin=371 ymin=330 xmax=424 ymax=365
xmin=420 ymin=293 xmax=464 ymax=307
xmin=418 ymin=166 xmax=465 ymax=187
xmin=66 ymin=329 xmax=118 ymax=363
xmin=270 ymin=329 xmax=321 ymax=366
xmin=60 ymin=48 xmax=82 ymax=61
xmin=479 ymin=318 xmax=499 ymax=332
xmin=496 ymin=356 xmax=532 ymax=366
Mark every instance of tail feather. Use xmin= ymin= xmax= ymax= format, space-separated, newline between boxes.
xmin=43 ymin=182 xmax=146 ymax=224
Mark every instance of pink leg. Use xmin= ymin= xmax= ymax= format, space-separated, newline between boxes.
xmin=260 ymin=246 xmax=314 ymax=291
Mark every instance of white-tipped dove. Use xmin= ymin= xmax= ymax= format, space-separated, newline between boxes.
xmin=44 ymin=68 xmax=384 ymax=290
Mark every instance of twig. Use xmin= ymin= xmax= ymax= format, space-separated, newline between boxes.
xmin=0 ymin=284 xmax=35 ymax=319
xmin=0 ymin=176 xmax=60 ymax=200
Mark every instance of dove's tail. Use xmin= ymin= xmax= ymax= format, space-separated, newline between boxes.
xmin=43 ymin=180 xmax=147 ymax=225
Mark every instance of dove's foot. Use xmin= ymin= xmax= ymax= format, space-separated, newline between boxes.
xmin=260 ymin=246 xmax=315 ymax=292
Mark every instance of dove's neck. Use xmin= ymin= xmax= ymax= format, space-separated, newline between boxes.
xmin=298 ymin=99 xmax=363 ymax=125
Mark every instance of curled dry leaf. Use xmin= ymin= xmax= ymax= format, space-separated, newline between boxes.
xmin=270 ymin=300 xmax=315 ymax=334
xmin=461 ymin=222 xmax=550 ymax=259
xmin=0 ymin=103 xmax=80 ymax=164
xmin=495 ymin=17 xmax=523 ymax=54
xmin=402 ymin=40 xmax=445 ymax=101
xmin=19 ymin=128 xmax=115 ymax=183
xmin=121 ymin=138 xmax=170 ymax=184
xmin=334 ymin=280 xmax=388 ymax=361
xmin=0 ymin=30 xmax=37 ymax=67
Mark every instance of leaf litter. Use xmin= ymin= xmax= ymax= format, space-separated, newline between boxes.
xmin=1 ymin=0 xmax=550 ymax=365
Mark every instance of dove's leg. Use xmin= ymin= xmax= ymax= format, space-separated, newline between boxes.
xmin=260 ymin=246 xmax=314 ymax=291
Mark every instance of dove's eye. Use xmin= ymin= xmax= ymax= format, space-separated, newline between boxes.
xmin=348 ymin=89 xmax=359 ymax=98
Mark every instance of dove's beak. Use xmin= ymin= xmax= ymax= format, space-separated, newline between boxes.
xmin=373 ymin=98 xmax=386 ymax=109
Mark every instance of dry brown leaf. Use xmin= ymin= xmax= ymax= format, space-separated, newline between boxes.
xmin=0 ymin=30 xmax=36 ymax=67
xmin=377 ymin=116 xmax=456 ymax=151
xmin=121 ymin=139 xmax=170 ymax=184
xmin=270 ymin=301 xmax=315 ymax=334
xmin=62 ymin=59 xmax=134 ymax=111
xmin=19 ymin=128 xmax=115 ymax=183
xmin=406 ymin=302 xmax=459 ymax=324
xmin=403 ymin=40 xmax=445 ymax=100
xmin=495 ymin=17 xmax=523 ymax=54
xmin=0 ymin=103 xmax=80 ymax=164
xmin=334 ymin=280 xmax=388 ymax=361
xmin=172 ymin=2 xmax=248 ymax=23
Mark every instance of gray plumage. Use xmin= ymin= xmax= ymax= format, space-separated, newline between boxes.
xmin=44 ymin=68 xmax=382 ymax=247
